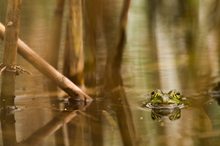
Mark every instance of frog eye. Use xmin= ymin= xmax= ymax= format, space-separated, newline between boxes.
xmin=176 ymin=92 xmax=180 ymax=96
xmin=151 ymin=91 xmax=155 ymax=96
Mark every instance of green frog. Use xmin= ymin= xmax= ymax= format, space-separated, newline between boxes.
xmin=142 ymin=84 xmax=220 ymax=121
xmin=142 ymin=89 xmax=187 ymax=121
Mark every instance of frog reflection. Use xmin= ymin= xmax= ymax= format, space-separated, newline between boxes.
xmin=151 ymin=107 xmax=181 ymax=121
xmin=209 ymin=82 xmax=220 ymax=105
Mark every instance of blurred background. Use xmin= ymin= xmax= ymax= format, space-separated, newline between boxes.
xmin=0 ymin=0 xmax=220 ymax=146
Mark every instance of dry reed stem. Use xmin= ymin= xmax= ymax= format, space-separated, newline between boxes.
xmin=0 ymin=22 xmax=92 ymax=102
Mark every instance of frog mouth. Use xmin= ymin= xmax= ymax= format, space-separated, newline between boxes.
xmin=145 ymin=102 xmax=185 ymax=109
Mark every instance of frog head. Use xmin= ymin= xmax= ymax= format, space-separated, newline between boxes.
xmin=150 ymin=89 xmax=183 ymax=106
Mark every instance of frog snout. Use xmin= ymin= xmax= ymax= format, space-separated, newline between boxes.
xmin=162 ymin=95 xmax=170 ymax=103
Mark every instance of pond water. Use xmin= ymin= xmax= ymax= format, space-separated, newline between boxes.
xmin=1 ymin=0 xmax=220 ymax=146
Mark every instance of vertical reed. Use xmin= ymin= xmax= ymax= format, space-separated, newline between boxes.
xmin=0 ymin=0 xmax=7 ymax=23
xmin=1 ymin=0 xmax=22 ymax=107
xmin=82 ymin=0 xmax=97 ymax=88
xmin=63 ymin=0 xmax=84 ymax=86
xmin=50 ymin=1 xmax=66 ymax=144
xmin=102 ymin=0 xmax=138 ymax=145
xmin=48 ymin=0 xmax=65 ymax=68
xmin=1 ymin=113 xmax=17 ymax=146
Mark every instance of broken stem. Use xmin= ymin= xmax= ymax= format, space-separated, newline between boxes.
xmin=0 ymin=22 xmax=92 ymax=102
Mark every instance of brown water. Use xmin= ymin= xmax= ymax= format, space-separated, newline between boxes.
xmin=1 ymin=0 xmax=220 ymax=146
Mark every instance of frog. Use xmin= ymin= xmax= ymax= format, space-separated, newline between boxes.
xmin=142 ymin=85 xmax=220 ymax=121
xmin=142 ymin=89 xmax=187 ymax=121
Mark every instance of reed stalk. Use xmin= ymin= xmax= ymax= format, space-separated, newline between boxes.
xmin=1 ymin=113 xmax=16 ymax=146
xmin=1 ymin=0 xmax=22 ymax=107
xmin=63 ymin=0 xmax=84 ymax=85
xmin=47 ymin=0 xmax=65 ymax=68
xmin=103 ymin=0 xmax=138 ymax=145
